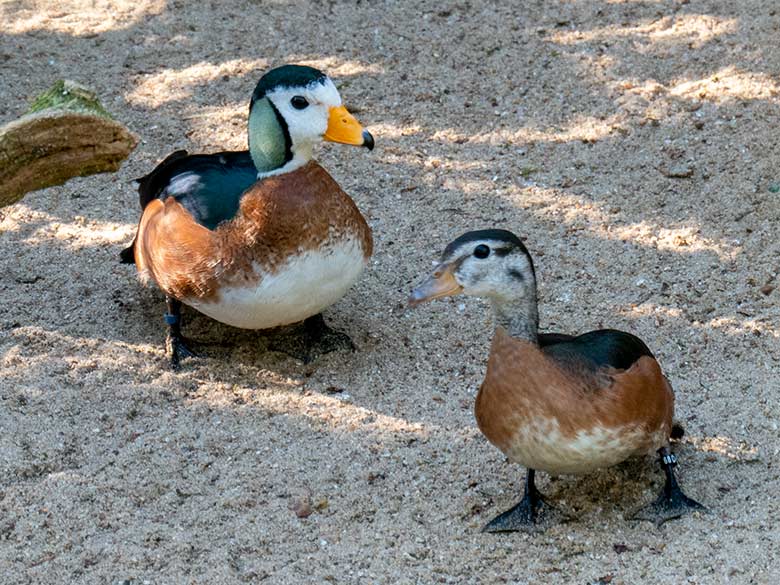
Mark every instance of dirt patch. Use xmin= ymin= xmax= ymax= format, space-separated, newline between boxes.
xmin=2 ymin=1 xmax=780 ymax=583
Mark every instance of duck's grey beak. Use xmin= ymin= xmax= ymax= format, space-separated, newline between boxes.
xmin=408 ymin=263 xmax=463 ymax=307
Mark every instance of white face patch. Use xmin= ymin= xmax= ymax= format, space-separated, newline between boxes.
xmin=265 ymin=77 xmax=342 ymax=164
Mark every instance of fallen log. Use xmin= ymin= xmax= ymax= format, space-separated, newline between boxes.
xmin=0 ymin=79 xmax=138 ymax=207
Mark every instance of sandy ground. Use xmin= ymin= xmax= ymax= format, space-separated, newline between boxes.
xmin=2 ymin=0 xmax=780 ymax=583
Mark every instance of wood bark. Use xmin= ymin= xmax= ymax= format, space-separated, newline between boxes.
xmin=0 ymin=80 xmax=137 ymax=207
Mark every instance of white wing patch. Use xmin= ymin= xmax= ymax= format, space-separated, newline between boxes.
xmin=166 ymin=172 xmax=201 ymax=195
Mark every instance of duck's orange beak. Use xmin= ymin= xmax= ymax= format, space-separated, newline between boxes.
xmin=324 ymin=105 xmax=374 ymax=150
xmin=408 ymin=264 xmax=463 ymax=307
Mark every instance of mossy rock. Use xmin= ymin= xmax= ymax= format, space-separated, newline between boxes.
xmin=0 ymin=80 xmax=138 ymax=207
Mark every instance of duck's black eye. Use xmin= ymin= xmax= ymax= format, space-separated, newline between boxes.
xmin=291 ymin=96 xmax=309 ymax=110
xmin=473 ymin=244 xmax=490 ymax=259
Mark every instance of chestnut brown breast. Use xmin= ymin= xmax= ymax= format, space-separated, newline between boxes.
xmin=134 ymin=161 xmax=372 ymax=302
xmin=474 ymin=328 xmax=674 ymax=474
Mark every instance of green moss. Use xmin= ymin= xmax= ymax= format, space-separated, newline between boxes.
xmin=26 ymin=79 xmax=113 ymax=119
xmin=519 ymin=166 xmax=538 ymax=178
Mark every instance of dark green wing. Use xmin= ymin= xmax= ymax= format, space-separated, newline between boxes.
xmin=141 ymin=150 xmax=258 ymax=229
xmin=541 ymin=329 xmax=655 ymax=372
xmin=120 ymin=150 xmax=258 ymax=263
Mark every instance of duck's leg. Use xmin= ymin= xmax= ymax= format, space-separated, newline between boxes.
xmin=483 ymin=469 xmax=546 ymax=532
xmin=269 ymin=313 xmax=354 ymax=364
xmin=302 ymin=313 xmax=354 ymax=360
xmin=633 ymin=447 xmax=705 ymax=525
xmin=164 ymin=296 xmax=197 ymax=369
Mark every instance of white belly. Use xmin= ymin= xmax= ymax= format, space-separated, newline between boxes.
xmin=505 ymin=419 xmax=660 ymax=475
xmin=185 ymin=238 xmax=367 ymax=329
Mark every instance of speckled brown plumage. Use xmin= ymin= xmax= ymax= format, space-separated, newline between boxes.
xmin=134 ymin=161 xmax=372 ymax=302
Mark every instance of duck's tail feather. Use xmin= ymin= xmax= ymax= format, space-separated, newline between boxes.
xmin=119 ymin=239 xmax=136 ymax=264
xmin=670 ymin=421 xmax=685 ymax=440
xmin=136 ymin=149 xmax=189 ymax=209
xmin=121 ymin=150 xmax=190 ymax=265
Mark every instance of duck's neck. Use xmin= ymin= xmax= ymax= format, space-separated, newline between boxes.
xmin=490 ymin=296 xmax=539 ymax=345
xmin=255 ymin=144 xmax=313 ymax=179
xmin=248 ymin=96 xmax=312 ymax=178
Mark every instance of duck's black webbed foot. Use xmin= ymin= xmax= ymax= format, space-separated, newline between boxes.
xmin=483 ymin=495 xmax=541 ymax=532
xmin=633 ymin=448 xmax=705 ymax=526
xmin=483 ymin=469 xmax=558 ymax=533
xmin=269 ymin=313 xmax=354 ymax=364
xmin=164 ymin=297 xmax=198 ymax=370
xmin=167 ymin=331 xmax=198 ymax=370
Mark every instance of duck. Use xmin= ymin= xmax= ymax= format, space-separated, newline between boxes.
xmin=409 ymin=228 xmax=704 ymax=531
xmin=121 ymin=64 xmax=375 ymax=367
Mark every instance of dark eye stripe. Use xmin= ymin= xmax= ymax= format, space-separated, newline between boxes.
xmin=508 ymin=268 xmax=525 ymax=281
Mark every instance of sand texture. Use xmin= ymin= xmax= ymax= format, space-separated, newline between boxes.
xmin=2 ymin=1 xmax=780 ymax=583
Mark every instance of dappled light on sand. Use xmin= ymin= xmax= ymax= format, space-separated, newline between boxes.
xmin=7 ymin=204 xmax=134 ymax=250
xmin=686 ymin=435 xmax=760 ymax=463
xmin=126 ymin=59 xmax=270 ymax=108
xmin=668 ymin=67 xmax=780 ymax=103
xmin=29 ymin=218 xmax=133 ymax=250
xmin=550 ymin=13 xmax=738 ymax=47
xmin=620 ymin=304 xmax=780 ymax=339
xmin=482 ymin=183 xmax=739 ymax=261
xmin=295 ymin=57 xmax=385 ymax=78
xmin=0 ymin=0 xmax=165 ymax=35
xmin=611 ymin=67 xmax=780 ymax=107
xmin=706 ymin=316 xmax=780 ymax=340
xmin=3 ymin=0 xmax=780 ymax=582
xmin=193 ymin=382 xmax=434 ymax=441
xmin=126 ymin=57 xmax=383 ymax=109
xmin=432 ymin=114 xmax=626 ymax=147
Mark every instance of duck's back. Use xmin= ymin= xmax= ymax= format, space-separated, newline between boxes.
xmin=121 ymin=150 xmax=257 ymax=264
xmin=139 ymin=150 xmax=257 ymax=230
xmin=475 ymin=327 xmax=673 ymax=474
